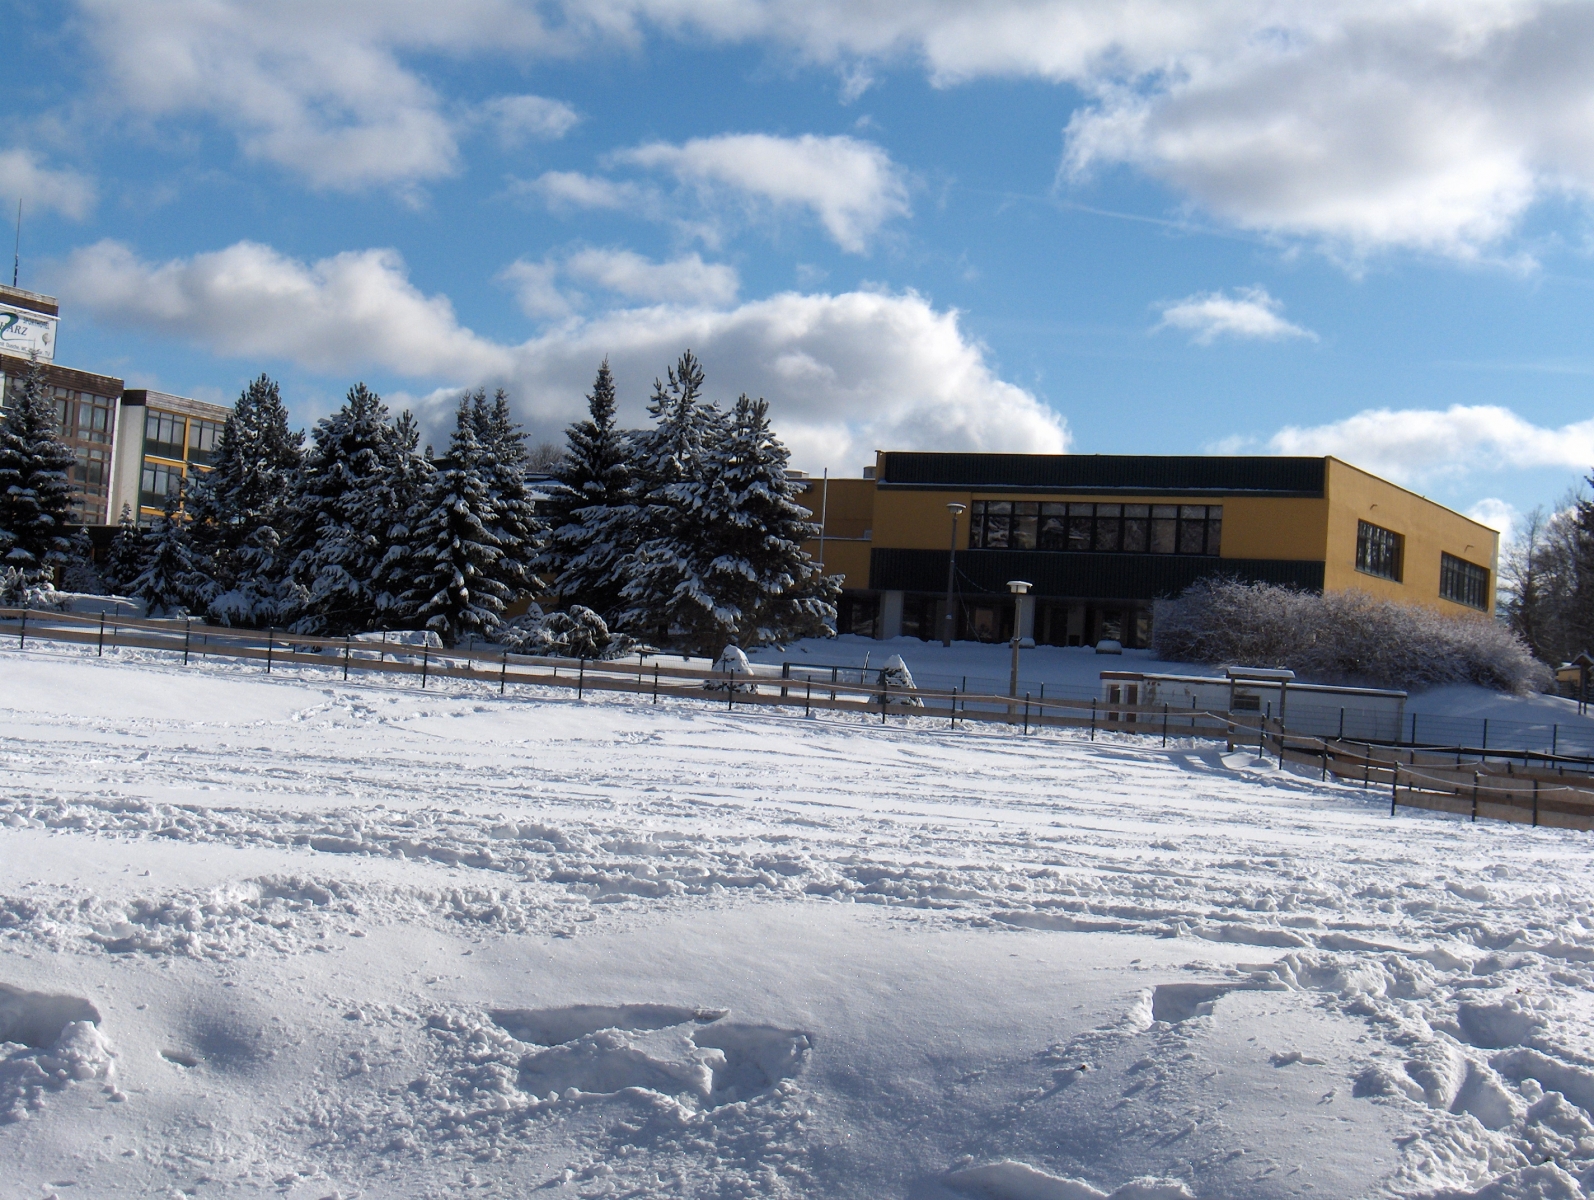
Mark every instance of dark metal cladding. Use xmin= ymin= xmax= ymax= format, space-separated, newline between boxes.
xmin=871 ymin=548 xmax=1325 ymax=599
xmin=877 ymin=453 xmax=1326 ymax=496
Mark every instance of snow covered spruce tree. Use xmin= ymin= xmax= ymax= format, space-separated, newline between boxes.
xmin=62 ymin=527 xmax=103 ymax=594
xmin=618 ymin=351 xmax=727 ymax=642
xmin=0 ymin=358 xmax=76 ymax=579
xmin=130 ymin=488 xmax=215 ymax=617
xmin=635 ymin=392 xmax=836 ymax=654
xmin=186 ymin=374 xmax=304 ymax=621
xmin=103 ymin=504 xmax=143 ymax=595
xmin=288 ymin=384 xmax=431 ymax=634
xmin=468 ymin=387 xmax=543 ymax=601
xmin=401 ymin=396 xmax=510 ymax=646
xmin=540 ymin=361 xmax=638 ymax=623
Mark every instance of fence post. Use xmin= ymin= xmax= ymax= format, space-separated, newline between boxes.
xmin=1532 ymin=779 xmax=1539 ymax=827
xmin=1552 ymin=724 xmax=1558 ymax=757
xmin=500 ymin=648 xmax=508 ymax=695
xmin=1412 ymin=712 xmax=1418 ymax=745
xmin=266 ymin=627 xmax=273 ymax=674
xmin=781 ymin=662 xmax=790 ymax=700
xmin=1162 ymin=703 xmax=1169 ymax=748
xmin=18 ymin=605 xmax=26 ymax=649
xmin=1338 ymin=708 xmax=1344 ymax=740
xmin=98 ymin=611 xmax=105 ymax=656
xmin=578 ymin=657 xmax=585 ymax=700
xmin=1471 ymin=776 xmax=1479 ymax=822
xmin=805 ymin=679 xmax=812 ymax=718
xmin=344 ymin=636 xmax=351 ymax=681
xmin=1023 ymin=693 xmax=1030 ymax=735
xmin=1391 ymin=764 xmax=1399 ymax=816
xmin=421 ymin=648 xmax=429 ymax=688
xmin=183 ymin=619 xmax=191 ymax=665
xmin=950 ymin=685 xmax=956 ymax=730
xmin=1320 ymin=740 xmax=1328 ymax=782
xmin=1482 ymin=718 xmax=1488 ymax=751
xmin=1089 ymin=698 xmax=1096 ymax=741
xmin=653 ymin=664 xmax=660 ymax=704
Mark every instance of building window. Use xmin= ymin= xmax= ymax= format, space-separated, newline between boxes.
xmin=144 ymin=410 xmax=186 ymax=461
xmin=970 ymin=500 xmax=1221 ymax=556
xmin=188 ymin=418 xmax=222 ymax=465
xmin=1440 ymin=553 xmax=1489 ymax=610
xmin=141 ymin=462 xmax=184 ymax=510
xmin=1356 ymin=520 xmax=1403 ymax=581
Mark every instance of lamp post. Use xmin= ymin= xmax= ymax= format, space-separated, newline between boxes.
xmin=943 ymin=503 xmax=967 ymax=648
xmin=1008 ymin=579 xmax=1032 ymax=714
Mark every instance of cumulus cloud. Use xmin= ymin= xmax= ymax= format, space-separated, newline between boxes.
xmin=477 ymin=95 xmax=579 ymax=146
xmin=498 ymin=248 xmax=739 ymax=316
xmin=614 ymin=133 xmax=910 ymax=253
xmin=1155 ymin=286 xmax=1315 ymax=345
xmin=55 ymin=237 xmax=1064 ymax=471
xmin=0 ymin=149 xmax=96 ymax=220
xmin=516 ymin=171 xmax=659 ymax=214
xmin=1229 ymin=404 xmax=1594 ymax=487
xmin=56 ymin=239 xmax=512 ymax=378
xmin=1467 ymin=498 xmax=1519 ymax=543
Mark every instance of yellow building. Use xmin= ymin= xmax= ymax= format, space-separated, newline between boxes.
xmin=798 ymin=453 xmax=1498 ymax=646
xmin=110 ymin=390 xmax=231 ymax=524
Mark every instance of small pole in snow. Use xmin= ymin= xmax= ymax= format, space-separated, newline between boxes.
xmin=1023 ymin=692 xmax=1030 ymax=735
xmin=1471 ymin=776 xmax=1479 ymax=822
xmin=1552 ymin=723 xmax=1558 ymax=757
xmin=421 ymin=648 xmax=429 ymax=688
xmin=1089 ymin=698 xmax=1096 ymax=741
xmin=1162 ymin=703 xmax=1169 ymax=748
xmin=98 ymin=611 xmax=105 ymax=656
xmin=1391 ymin=764 xmax=1398 ymax=816
xmin=578 ymin=656 xmax=585 ymax=700
xmin=950 ymin=686 xmax=956 ymax=730
xmin=18 ymin=604 xmax=27 ymax=649
xmin=183 ymin=619 xmax=191 ymax=665
xmin=266 ymin=627 xmax=273 ymax=673
xmin=500 ymin=648 xmax=508 ymax=695
xmin=1532 ymin=778 xmax=1540 ymax=827
xmin=344 ymin=636 xmax=351 ymax=681
xmin=653 ymin=664 xmax=660 ymax=704
xmin=805 ymin=678 xmax=811 ymax=718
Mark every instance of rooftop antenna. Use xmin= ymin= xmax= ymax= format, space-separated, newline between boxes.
xmin=11 ymin=199 xmax=19 ymax=289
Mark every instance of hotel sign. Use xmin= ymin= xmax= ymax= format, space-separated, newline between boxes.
xmin=0 ymin=302 xmax=57 ymax=361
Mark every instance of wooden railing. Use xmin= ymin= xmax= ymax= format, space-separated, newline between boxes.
xmin=6 ymin=605 xmax=1594 ymax=831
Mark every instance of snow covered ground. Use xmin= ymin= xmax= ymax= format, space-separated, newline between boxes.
xmin=4 ymin=640 xmax=1594 ymax=1199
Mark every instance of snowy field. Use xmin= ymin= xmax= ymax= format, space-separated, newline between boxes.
xmin=4 ymin=643 xmax=1594 ymax=1199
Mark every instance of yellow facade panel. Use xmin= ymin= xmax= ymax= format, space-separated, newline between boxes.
xmin=1217 ymin=496 xmax=1329 ymax=560
xmin=872 ymin=488 xmax=975 ymax=550
xmin=1323 ymin=458 xmax=1499 ymax=615
xmin=802 ymin=538 xmax=872 ymax=590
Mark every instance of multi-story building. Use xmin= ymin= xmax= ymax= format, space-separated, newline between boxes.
xmin=0 ymin=283 xmax=125 ymax=525
xmin=801 ymin=453 xmax=1499 ymax=645
xmin=109 ymin=390 xmax=230 ymax=524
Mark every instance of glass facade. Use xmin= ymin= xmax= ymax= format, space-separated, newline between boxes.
xmin=1355 ymin=520 xmax=1402 ymax=581
xmin=1439 ymin=553 xmax=1489 ymax=610
xmin=0 ymin=372 xmax=118 ymax=523
xmin=137 ymin=406 xmax=222 ymax=519
xmin=969 ymin=500 xmax=1222 ymax=556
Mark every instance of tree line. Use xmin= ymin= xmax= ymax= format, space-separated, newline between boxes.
xmin=0 ymin=352 xmax=837 ymax=654
xmin=1499 ymin=493 xmax=1594 ymax=669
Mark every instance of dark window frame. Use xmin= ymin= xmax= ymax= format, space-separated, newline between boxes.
xmin=969 ymin=500 xmax=1222 ymax=556
xmin=1439 ymin=552 xmax=1489 ymax=610
xmin=1355 ymin=520 xmax=1403 ymax=582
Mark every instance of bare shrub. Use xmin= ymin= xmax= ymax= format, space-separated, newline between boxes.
xmin=1152 ymin=579 xmax=1551 ymax=695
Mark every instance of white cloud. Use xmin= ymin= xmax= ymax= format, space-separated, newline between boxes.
xmin=517 ymin=171 xmax=658 ymax=213
xmin=1234 ymin=404 xmax=1594 ymax=486
xmin=497 ymin=258 xmax=573 ymax=320
xmin=54 ymin=237 xmax=1064 ymax=471
xmin=615 ymin=133 xmax=910 ymax=253
xmin=72 ymin=2 xmax=1594 ymax=250
xmin=1467 ymin=498 xmax=1519 ymax=543
xmin=56 ymin=239 xmax=511 ymax=378
xmin=0 ymin=149 xmax=96 ymax=220
xmin=477 ymin=95 xmax=579 ymax=146
xmin=563 ymin=248 xmax=739 ymax=306
xmin=1155 ymin=286 xmax=1315 ymax=345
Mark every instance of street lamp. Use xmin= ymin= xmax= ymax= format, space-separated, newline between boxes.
xmin=943 ymin=503 xmax=967 ymax=648
xmin=1007 ymin=580 xmax=1032 ymax=709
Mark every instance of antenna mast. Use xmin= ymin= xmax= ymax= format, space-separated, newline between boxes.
xmin=11 ymin=200 xmax=19 ymax=289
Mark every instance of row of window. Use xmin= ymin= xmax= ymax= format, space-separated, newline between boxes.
xmin=140 ymin=462 xmax=184 ymax=511
xmin=1356 ymin=519 xmax=1490 ymax=610
xmin=968 ymin=501 xmax=1224 ymax=556
xmin=142 ymin=411 xmax=222 ymax=465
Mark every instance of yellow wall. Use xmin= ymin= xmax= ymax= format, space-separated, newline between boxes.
xmin=1217 ymin=496 xmax=1328 ymax=560
xmin=794 ymin=475 xmax=878 ymax=589
xmin=872 ymin=488 xmax=975 ymax=550
xmin=1323 ymin=457 xmax=1498 ymax=615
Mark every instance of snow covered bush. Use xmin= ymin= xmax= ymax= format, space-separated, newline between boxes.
xmin=880 ymin=654 xmax=924 ymax=707
xmin=531 ymin=605 xmax=647 ymax=660
xmin=0 ymin=566 xmax=65 ymax=610
xmin=704 ymin=644 xmax=759 ymax=693
xmin=1152 ymin=579 xmax=1551 ymax=694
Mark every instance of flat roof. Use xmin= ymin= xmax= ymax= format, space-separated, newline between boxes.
xmin=0 ymin=283 xmax=58 ymax=317
xmin=876 ymin=452 xmax=1326 ymax=496
xmin=121 ymin=389 xmax=232 ymax=420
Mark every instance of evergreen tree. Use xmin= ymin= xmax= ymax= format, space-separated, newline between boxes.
xmin=402 ymin=397 xmax=509 ymax=646
xmin=103 ymin=504 xmax=143 ymax=595
xmin=618 ymin=351 xmax=728 ymax=638
xmin=0 ymin=358 xmax=76 ymax=577
xmin=540 ymin=361 xmax=638 ymax=622
xmin=289 ymin=383 xmax=423 ymax=634
xmin=210 ymin=526 xmax=300 ymax=628
xmin=186 ymin=374 xmax=304 ymax=609
xmin=469 ymin=387 xmax=544 ymax=599
xmin=61 ymin=526 xmax=104 ymax=594
xmin=130 ymin=489 xmax=215 ymax=617
xmin=367 ymin=408 xmax=434 ymax=627
xmin=636 ymin=393 xmax=836 ymax=654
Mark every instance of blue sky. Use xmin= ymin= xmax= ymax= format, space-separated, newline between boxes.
xmin=7 ymin=1 xmax=1594 ymax=537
